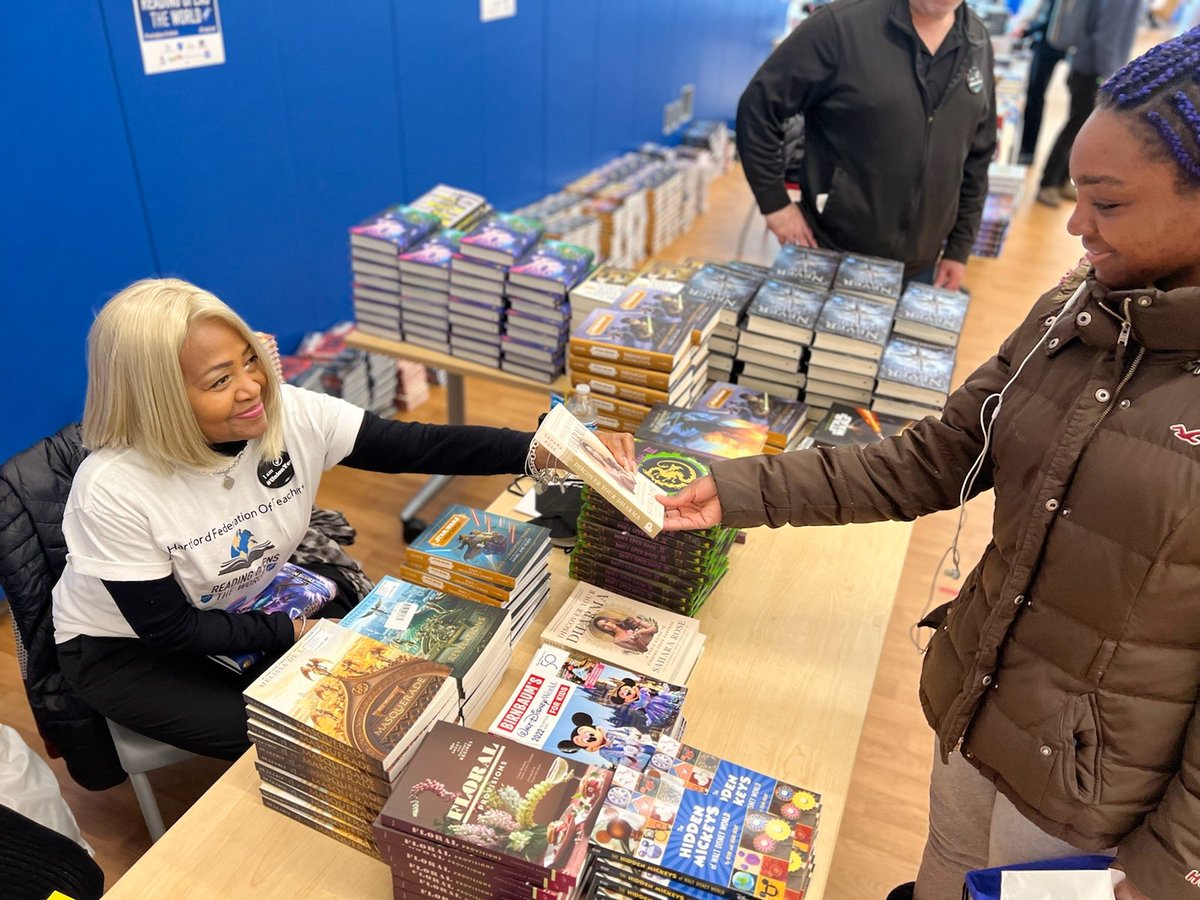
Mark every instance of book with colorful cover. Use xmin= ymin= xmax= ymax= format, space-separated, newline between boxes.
xmin=681 ymin=265 xmax=761 ymax=327
xmin=570 ymin=288 xmax=698 ymax=373
xmin=409 ymin=184 xmax=489 ymax=230
xmin=695 ymin=382 xmax=808 ymax=448
xmin=541 ymin=583 xmax=703 ymax=683
xmin=800 ymin=403 xmax=917 ymax=449
xmin=508 ymin=240 xmax=596 ymax=295
xmin=590 ymin=733 xmax=822 ymax=900
xmin=243 ymin=620 xmax=457 ymax=775
xmin=398 ymin=229 xmax=465 ymax=280
xmin=459 ymin=213 xmax=544 ymax=265
xmin=768 ymin=245 xmax=841 ymax=290
xmin=405 ymin=505 xmax=550 ymax=589
xmin=209 ymin=563 xmax=335 ymax=673
xmin=533 ymin=404 xmax=665 ymax=537
xmin=349 ymin=205 xmax=441 ymax=255
xmin=831 ymin=253 xmax=905 ymax=304
xmin=488 ymin=644 xmax=688 ymax=770
xmin=893 ymin=283 xmax=970 ymax=346
xmin=380 ymin=721 xmax=612 ymax=882
xmin=341 ymin=576 xmax=509 ymax=690
xmin=635 ymin=403 xmax=768 ymax=460
xmin=570 ymin=264 xmax=641 ymax=309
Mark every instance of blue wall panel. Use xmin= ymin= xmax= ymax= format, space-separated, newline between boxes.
xmin=593 ymin=0 xmax=645 ymax=158
xmin=545 ymin=2 xmax=600 ymax=189
xmin=0 ymin=3 xmax=157 ymax=461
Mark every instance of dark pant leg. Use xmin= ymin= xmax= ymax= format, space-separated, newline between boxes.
xmin=1019 ymin=37 xmax=1068 ymax=162
xmin=58 ymin=635 xmax=275 ymax=761
xmin=1040 ymin=70 xmax=1101 ymax=189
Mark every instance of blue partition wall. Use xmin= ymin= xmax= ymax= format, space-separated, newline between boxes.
xmin=1 ymin=0 xmax=783 ymax=462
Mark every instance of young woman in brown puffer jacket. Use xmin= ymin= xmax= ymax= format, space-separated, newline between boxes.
xmin=663 ymin=29 xmax=1200 ymax=900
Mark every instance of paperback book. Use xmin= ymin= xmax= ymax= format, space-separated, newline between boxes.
xmin=410 ymin=184 xmax=490 ymax=230
xmin=349 ymin=205 xmax=441 ymax=255
xmin=744 ymin=280 xmax=828 ymax=346
xmin=398 ymin=229 xmax=465 ymax=281
xmin=812 ymin=292 xmax=896 ymax=360
xmin=570 ymin=289 xmax=699 ymax=374
xmin=680 ymin=264 xmax=761 ymax=327
xmin=509 ymin=240 xmax=596 ymax=296
xmin=875 ymin=335 xmax=956 ymax=407
xmin=634 ymin=403 xmax=768 ymax=460
xmin=405 ymin=504 xmax=551 ymax=590
xmin=800 ymin=403 xmax=917 ymax=449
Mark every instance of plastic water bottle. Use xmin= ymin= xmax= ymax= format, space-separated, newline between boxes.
xmin=565 ymin=384 xmax=598 ymax=431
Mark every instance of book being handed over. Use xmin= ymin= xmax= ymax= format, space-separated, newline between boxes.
xmin=533 ymin=404 xmax=664 ymax=537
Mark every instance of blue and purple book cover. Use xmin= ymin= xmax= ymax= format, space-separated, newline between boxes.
xmin=349 ymin=204 xmax=441 ymax=253
xmin=509 ymin=240 xmax=596 ymax=292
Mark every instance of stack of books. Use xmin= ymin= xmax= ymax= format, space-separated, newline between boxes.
xmin=673 ymin=144 xmax=719 ymax=221
xmin=280 ymin=355 xmax=324 ymax=392
xmin=571 ymin=441 xmax=741 ymax=615
xmin=516 ymin=191 xmax=603 ymax=257
xmin=893 ymin=282 xmax=970 ymax=347
xmin=375 ymin=722 xmax=610 ymax=899
xmin=402 ymin=504 xmax=552 ymax=647
xmin=585 ymin=733 xmax=822 ymax=899
xmin=681 ymin=263 xmax=762 ymax=385
xmin=736 ymin=278 xmax=828 ymax=400
xmin=769 ymin=245 xmax=841 ymax=292
xmin=488 ymin=642 xmax=689 ymax=768
xmin=244 ymin=620 xmax=460 ymax=857
xmin=637 ymin=164 xmax=686 ymax=255
xmin=587 ymin=181 xmax=649 ymax=270
xmin=503 ymin=239 xmax=596 ymax=382
xmin=567 ymin=263 xmax=639 ymax=332
xmin=972 ymin=162 xmax=1027 ymax=258
xmin=807 ymin=292 xmax=896 ymax=418
xmin=680 ymin=119 xmax=733 ymax=171
xmin=695 ymin=381 xmax=809 ymax=454
xmin=568 ymin=286 xmax=717 ymax=433
xmin=872 ymin=334 xmax=956 ymax=420
xmin=799 ymin=402 xmax=917 ymax=449
xmin=340 ymin=575 xmax=512 ymax=728
xmin=349 ymin=205 xmax=441 ymax=340
xmin=409 ymin=183 xmax=491 ymax=232
xmin=831 ymin=253 xmax=905 ymax=308
xmin=542 ymin=583 xmax=707 ymax=682
xmin=398 ymin=229 xmax=464 ymax=353
xmin=295 ymin=323 xmax=398 ymax=416
xmin=394 ymin=360 xmax=430 ymax=412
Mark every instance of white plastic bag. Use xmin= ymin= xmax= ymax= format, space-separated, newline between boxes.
xmin=1001 ymin=868 xmax=1125 ymax=900
xmin=0 ymin=723 xmax=93 ymax=855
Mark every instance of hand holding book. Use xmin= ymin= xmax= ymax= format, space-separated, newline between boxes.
xmin=533 ymin=429 xmax=637 ymax=473
xmin=658 ymin=474 xmax=723 ymax=531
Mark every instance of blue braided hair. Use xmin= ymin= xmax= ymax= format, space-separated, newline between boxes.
xmin=1099 ymin=27 xmax=1200 ymax=185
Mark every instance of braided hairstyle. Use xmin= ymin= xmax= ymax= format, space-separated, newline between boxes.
xmin=1098 ymin=28 xmax=1200 ymax=187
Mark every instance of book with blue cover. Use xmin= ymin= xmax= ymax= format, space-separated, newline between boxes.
xmin=695 ymin=382 xmax=808 ymax=449
xmin=588 ymin=732 xmax=821 ymax=899
xmin=349 ymin=205 xmax=441 ymax=256
xmin=508 ymin=240 xmax=596 ymax=295
xmin=875 ymin=335 xmax=956 ymax=406
xmin=405 ymin=504 xmax=551 ymax=589
xmin=745 ymin=280 xmax=828 ymax=345
xmin=680 ymin=265 xmax=761 ymax=328
xmin=769 ymin=245 xmax=841 ymax=291
xmin=634 ymin=403 xmax=769 ymax=460
xmin=893 ymin=283 xmax=970 ymax=346
xmin=812 ymin=292 xmax=896 ymax=360
xmin=831 ymin=253 xmax=905 ymax=305
xmin=459 ymin=213 xmax=544 ymax=266
xmin=397 ymin=229 xmax=465 ymax=281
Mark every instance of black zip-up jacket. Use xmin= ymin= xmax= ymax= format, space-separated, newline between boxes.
xmin=736 ymin=0 xmax=996 ymax=274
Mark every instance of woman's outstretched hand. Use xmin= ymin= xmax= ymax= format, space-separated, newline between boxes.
xmin=596 ymin=430 xmax=636 ymax=470
xmin=658 ymin=475 xmax=723 ymax=531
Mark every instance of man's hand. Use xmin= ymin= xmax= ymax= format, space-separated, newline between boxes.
xmin=658 ymin=475 xmax=723 ymax=531
xmin=764 ymin=204 xmax=817 ymax=248
xmin=934 ymin=258 xmax=967 ymax=291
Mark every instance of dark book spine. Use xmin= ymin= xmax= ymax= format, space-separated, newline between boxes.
xmin=260 ymin=794 xmax=381 ymax=859
xmin=592 ymin=846 xmax=740 ymax=900
xmin=255 ymin=762 xmax=383 ymax=824
xmin=565 ymin=562 xmax=696 ymax=616
xmin=379 ymin=828 xmax=551 ymax=900
xmin=573 ymin=535 xmax=715 ymax=582
xmin=249 ymin=730 xmax=387 ymax=797
xmin=246 ymin=704 xmax=385 ymax=777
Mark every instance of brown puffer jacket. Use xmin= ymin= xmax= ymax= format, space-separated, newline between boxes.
xmin=711 ymin=268 xmax=1200 ymax=898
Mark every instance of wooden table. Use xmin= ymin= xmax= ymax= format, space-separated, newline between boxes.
xmin=106 ymin=491 xmax=912 ymax=899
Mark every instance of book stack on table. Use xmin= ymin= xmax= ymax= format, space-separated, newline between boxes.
xmin=586 ymin=181 xmax=649 ymax=270
xmin=635 ymin=163 xmax=686 ymax=256
xmin=373 ymin=721 xmax=611 ymax=900
xmin=799 ymin=402 xmax=918 ymax=450
xmin=402 ymin=504 xmax=553 ymax=647
xmin=243 ymin=620 xmax=460 ymax=858
xmin=567 ymin=264 xmax=640 ymax=332
xmin=340 ymin=575 xmax=513 ymax=729
xmin=397 ymin=229 xmax=462 ymax=354
xmin=972 ymin=163 xmax=1027 ymax=258
xmin=295 ymin=322 xmax=398 ymax=417
xmin=515 ymin=191 xmax=602 ymax=258
xmin=584 ymin=733 xmax=822 ymax=900
xmin=682 ymin=263 xmax=763 ymax=385
xmin=394 ymin=360 xmax=430 ymax=412
xmin=504 ymin=240 xmax=596 ymax=383
xmin=349 ymin=205 xmax=441 ymax=341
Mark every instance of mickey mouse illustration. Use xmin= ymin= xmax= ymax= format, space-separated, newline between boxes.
xmin=556 ymin=712 xmax=655 ymax=767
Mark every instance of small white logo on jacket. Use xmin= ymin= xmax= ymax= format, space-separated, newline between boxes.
xmin=1170 ymin=424 xmax=1200 ymax=445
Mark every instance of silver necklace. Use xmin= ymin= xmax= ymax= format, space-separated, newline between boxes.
xmin=213 ymin=448 xmax=246 ymax=490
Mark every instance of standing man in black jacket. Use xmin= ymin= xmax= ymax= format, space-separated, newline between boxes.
xmin=737 ymin=0 xmax=996 ymax=291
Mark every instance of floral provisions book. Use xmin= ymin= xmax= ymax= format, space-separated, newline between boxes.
xmin=533 ymin=403 xmax=665 ymax=537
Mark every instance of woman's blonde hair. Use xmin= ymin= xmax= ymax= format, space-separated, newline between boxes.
xmin=82 ymin=277 xmax=284 ymax=473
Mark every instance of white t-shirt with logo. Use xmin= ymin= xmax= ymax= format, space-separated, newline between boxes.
xmin=52 ymin=385 xmax=364 ymax=644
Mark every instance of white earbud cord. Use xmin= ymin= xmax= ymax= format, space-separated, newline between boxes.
xmin=912 ymin=279 xmax=1090 ymax=651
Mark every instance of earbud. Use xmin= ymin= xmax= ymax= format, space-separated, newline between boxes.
xmin=944 ymin=566 xmax=961 ymax=579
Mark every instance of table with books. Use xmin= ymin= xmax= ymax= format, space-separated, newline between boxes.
xmin=105 ymin=482 xmax=912 ymax=900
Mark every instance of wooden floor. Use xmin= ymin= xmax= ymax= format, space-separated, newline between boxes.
xmin=0 ymin=56 xmax=1109 ymax=897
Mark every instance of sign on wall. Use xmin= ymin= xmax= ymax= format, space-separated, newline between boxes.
xmin=132 ymin=0 xmax=226 ymax=75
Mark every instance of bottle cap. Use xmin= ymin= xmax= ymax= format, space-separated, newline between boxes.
xmin=574 ymin=383 xmax=591 ymax=396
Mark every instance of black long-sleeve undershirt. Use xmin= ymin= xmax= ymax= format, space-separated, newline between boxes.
xmin=101 ymin=412 xmax=535 ymax=655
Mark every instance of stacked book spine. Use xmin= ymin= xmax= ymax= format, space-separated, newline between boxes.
xmin=681 ymin=263 xmax=763 ymax=386
xmin=294 ymin=322 xmax=398 ymax=417
xmin=395 ymin=361 xmax=430 ymax=412
xmin=972 ymin=162 xmax=1028 ymax=258
xmin=349 ymin=205 xmax=442 ymax=341
xmin=398 ymin=229 xmax=463 ymax=354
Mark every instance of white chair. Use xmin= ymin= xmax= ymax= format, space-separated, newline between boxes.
xmin=104 ymin=720 xmax=196 ymax=842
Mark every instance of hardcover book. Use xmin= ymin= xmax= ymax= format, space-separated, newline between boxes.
xmin=508 ymin=240 xmax=596 ymax=295
xmin=801 ymin=402 xmax=917 ymax=449
xmin=695 ymin=382 xmax=808 ymax=448
xmin=812 ymin=292 xmax=896 ymax=360
xmin=349 ymin=205 xmax=441 ymax=255
xmin=533 ymin=404 xmax=665 ymax=536
xmin=569 ymin=264 xmax=640 ymax=310
xmin=634 ymin=403 xmax=768 ymax=460
xmin=745 ymin=279 xmax=828 ymax=345
xmin=406 ymin=505 xmax=551 ymax=589
xmin=409 ymin=184 xmax=489 ymax=230
xmin=768 ymin=245 xmax=841 ymax=290
xmin=460 ymin=213 xmax=544 ymax=266
xmin=570 ymin=288 xmax=698 ymax=373
xmin=398 ymin=229 xmax=465 ymax=280
xmin=488 ymin=644 xmax=688 ymax=769
xmin=831 ymin=253 xmax=905 ymax=304
xmin=680 ymin=264 xmax=761 ymax=327
xmin=893 ymin=283 xmax=970 ymax=346
xmin=875 ymin=335 xmax=955 ymax=406
xmin=541 ymin=582 xmax=704 ymax=683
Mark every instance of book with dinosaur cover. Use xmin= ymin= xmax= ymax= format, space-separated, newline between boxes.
xmin=488 ymin=644 xmax=689 ymax=770
xmin=533 ymin=404 xmax=665 ymax=537
xmin=892 ymin=283 xmax=970 ymax=346
xmin=634 ymin=403 xmax=768 ymax=460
